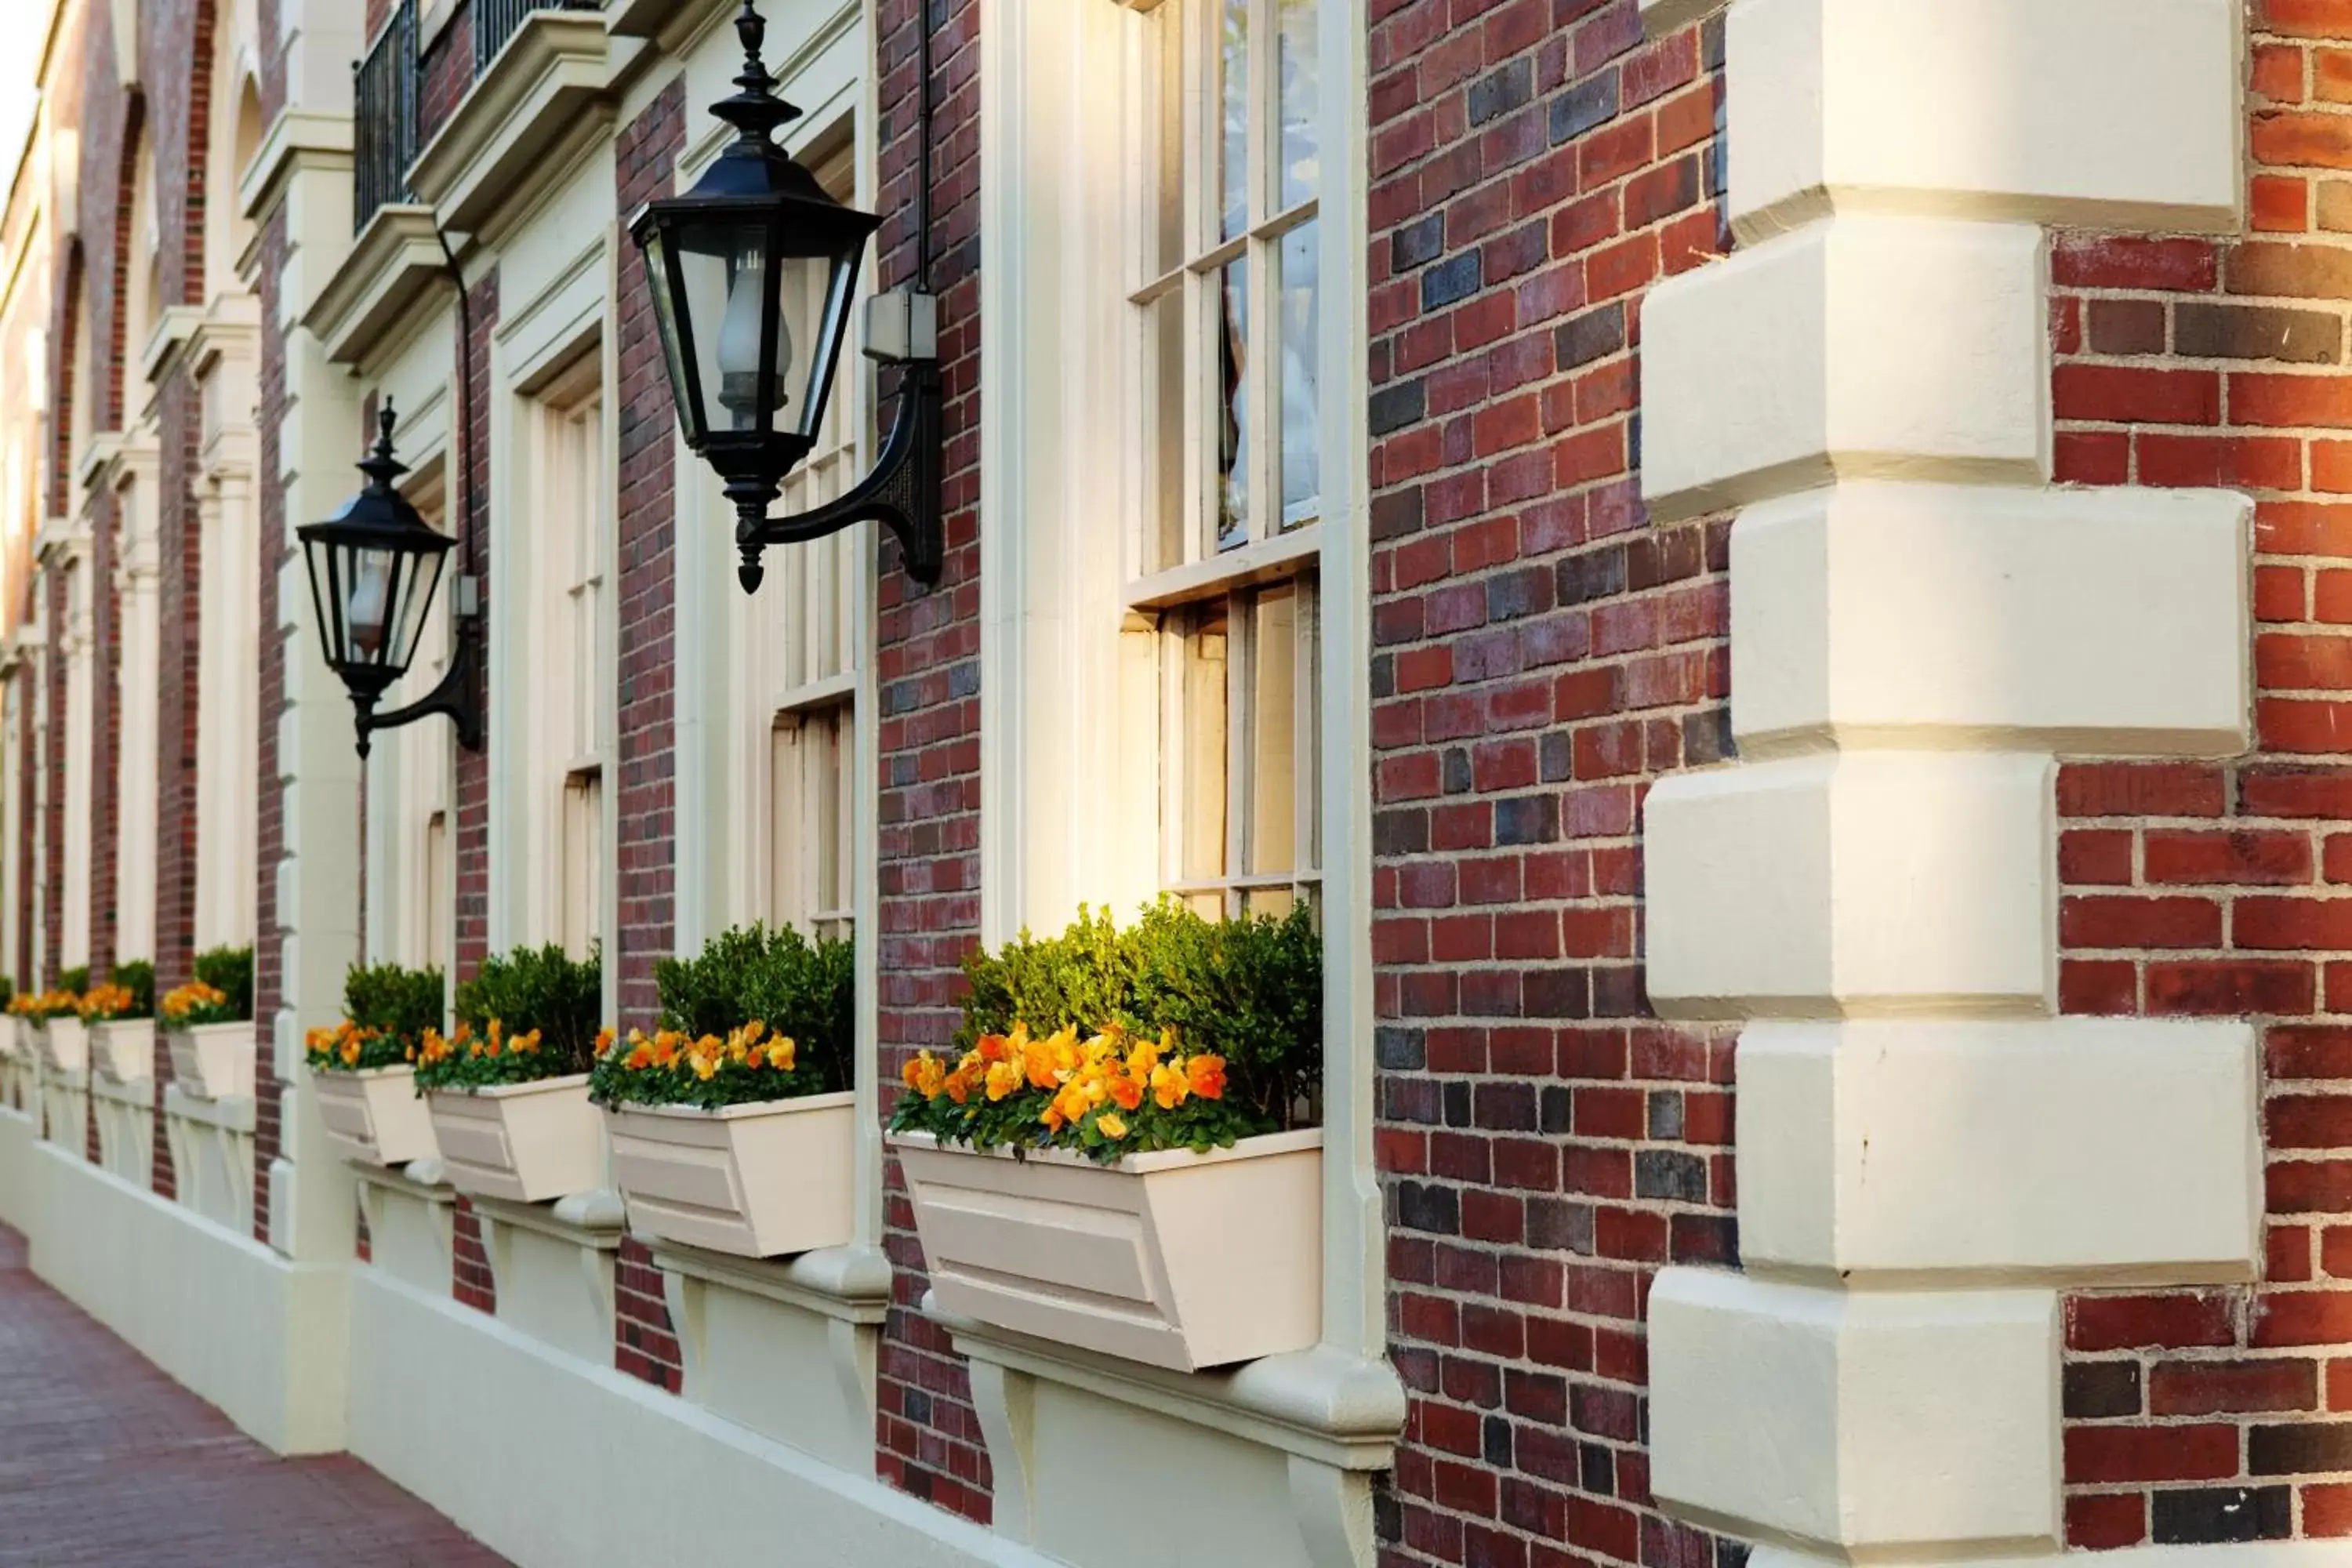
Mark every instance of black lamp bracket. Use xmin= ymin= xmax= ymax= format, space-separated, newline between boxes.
xmin=739 ymin=350 xmax=942 ymax=593
xmin=355 ymin=608 xmax=484 ymax=758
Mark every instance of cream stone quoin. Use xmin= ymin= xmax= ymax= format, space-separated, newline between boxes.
xmin=93 ymin=1018 xmax=154 ymax=1085
xmin=604 ymin=1092 xmax=856 ymax=1259
xmin=311 ymin=1065 xmax=440 ymax=1168
xmin=40 ymin=1016 xmax=87 ymax=1074
xmin=1633 ymin=0 xmax=2256 ymax=1563
xmin=894 ymin=1129 xmax=1323 ymax=1373
xmin=426 ymin=1074 xmax=605 ymax=1204
xmin=168 ymin=1021 xmax=256 ymax=1100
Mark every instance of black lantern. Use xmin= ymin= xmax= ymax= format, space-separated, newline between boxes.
xmin=299 ymin=403 xmax=481 ymax=757
xmin=630 ymin=0 xmax=942 ymax=593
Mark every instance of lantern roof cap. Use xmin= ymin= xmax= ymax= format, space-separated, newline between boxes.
xmin=298 ymin=401 xmax=453 ymax=551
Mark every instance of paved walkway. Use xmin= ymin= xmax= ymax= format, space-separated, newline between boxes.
xmin=0 ymin=1226 xmax=503 ymax=1565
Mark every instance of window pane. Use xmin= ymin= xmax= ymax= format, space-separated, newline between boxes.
xmin=1176 ymin=603 xmax=1229 ymax=887
xmin=1145 ymin=291 xmax=1185 ymax=573
xmin=1217 ymin=0 xmax=1248 ymax=242
xmin=1279 ymin=220 xmax=1320 ymax=529
xmin=561 ymin=771 xmax=601 ymax=960
xmin=1152 ymin=1 xmax=1185 ymax=278
xmin=1277 ymin=0 xmax=1318 ymax=211
xmin=1216 ymin=257 xmax=1249 ymax=551
xmin=1248 ymin=583 xmax=1297 ymax=876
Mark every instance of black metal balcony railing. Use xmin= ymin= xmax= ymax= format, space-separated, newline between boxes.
xmin=353 ymin=0 xmax=420 ymax=235
xmin=474 ymin=0 xmax=605 ymax=77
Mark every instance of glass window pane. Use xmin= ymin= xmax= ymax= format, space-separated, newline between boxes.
xmin=1277 ymin=0 xmax=1318 ymax=211
xmin=1279 ymin=220 xmax=1320 ymax=529
xmin=1152 ymin=2 xmax=1185 ymax=278
xmin=1218 ymin=0 xmax=1249 ymax=242
xmin=1248 ymin=583 xmax=1298 ymax=877
xmin=1177 ymin=604 xmax=1229 ymax=887
xmin=1145 ymin=292 xmax=1185 ymax=573
xmin=1216 ymin=257 xmax=1249 ymax=551
xmin=561 ymin=771 xmax=601 ymax=960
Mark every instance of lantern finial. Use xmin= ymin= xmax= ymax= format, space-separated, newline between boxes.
xmin=357 ymin=400 xmax=409 ymax=493
xmin=711 ymin=0 xmax=802 ymax=146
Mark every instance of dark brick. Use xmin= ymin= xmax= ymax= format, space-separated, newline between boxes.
xmin=1397 ymin=1181 xmax=1462 ymax=1236
xmin=2248 ymin=1420 xmax=2352 ymax=1474
xmin=1557 ymin=305 xmax=1626 ymax=369
xmin=1468 ymin=59 xmax=1534 ymax=127
xmin=1423 ymin=252 xmax=1483 ymax=310
xmin=1497 ymin=794 xmax=1559 ymax=845
xmin=1376 ymin=1028 xmax=1426 ymax=1070
xmin=1550 ymin=74 xmax=1619 ymax=144
xmin=2176 ymin=301 xmax=2343 ymax=365
xmin=1371 ymin=379 xmax=1427 ymax=436
xmin=2063 ymin=1361 xmax=2144 ymax=1420
xmin=2151 ymin=1486 xmax=2293 ymax=1544
xmin=1634 ymin=1149 xmax=1708 ymax=1203
xmin=1392 ymin=212 xmax=1445 ymax=271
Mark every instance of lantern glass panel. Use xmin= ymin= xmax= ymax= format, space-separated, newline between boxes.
xmin=641 ymin=226 xmax=703 ymax=446
xmin=666 ymin=213 xmax=862 ymax=447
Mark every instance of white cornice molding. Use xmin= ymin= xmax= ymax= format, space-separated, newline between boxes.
xmin=408 ymin=13 xmax=614 ymax=248
xmin=303 ymin=205 xmax=450 ymax=371
xmin=239 ymin=107 xmax=355 ymax=227
xmin=137 ymin=305 xmax=205 ymax=388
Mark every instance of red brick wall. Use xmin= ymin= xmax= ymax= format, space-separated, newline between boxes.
xmin=418 ymin=2 xmax=473 ymax=151
xmin=1365 ymin=2 xmax=1739 ymax=1564
xmin=2049 ymin=7 xmax=2352 ymax=1549
xmin=452 ymin=267 xmax=495 ymax=985
xmin=871 ymin=0 xmax=991 ymax=1523
xmin=612 ymin=76 xmax=686 ymax=1392
xmin=250 ymin=198 xmax=287 ymax=1244
xmin=452 ymin=1196 xmax=495 ymax=1313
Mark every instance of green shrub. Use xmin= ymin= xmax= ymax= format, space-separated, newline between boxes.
xmin=58 ymin=965 xmax=89 ymax=997
xmin=418 ymin=945 xmax=604 ymax=1091
xmin=590 ymin=926 xmax=853 ymax=1109
xmin=343 ymin=960 xmax=445 ymax=1044
xmin=194 ymin=946 xmax=253 ymax=1022
xmin=892 ymin=901 xmax=1322 ymax=1158
xmin=112 ymin=960 xmax=154 ymax=1018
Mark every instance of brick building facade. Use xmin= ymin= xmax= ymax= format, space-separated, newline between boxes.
xmin=0 ymin=1 xmax=2343 ymax=1566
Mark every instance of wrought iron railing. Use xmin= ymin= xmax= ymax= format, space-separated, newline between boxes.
xmin=474 ymin=0 xmax=604 ymax=76
xmin=353 ymin=0 xmax=420 ymax=234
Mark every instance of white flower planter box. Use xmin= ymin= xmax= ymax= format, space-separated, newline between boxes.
xmin=168 ymin=1021 xmax=256 ymax=1100
xmin=311 ymin=1064 xmax=439 ymax=1168
xmin=604 ymin=1091 xmax=855 ymax=1259
xmin=892 ymin=1127 xmax=1323 ymax=1372
xmin=0 ymin=1014 xmax=22 ymax=1061
xmin=426 ymin=1074 xmax=605 ymax=1203
xmin=93 ymin=1018 xmax=156 ymax=1084
xmin=40 ymin=1017 xmax=87 ymax=1074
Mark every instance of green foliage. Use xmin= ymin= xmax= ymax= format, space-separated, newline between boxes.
xmin=111 ymin=960 xmax=154 ymax=1019
xmin=0 ymin=975 xmax=16 ymax=1008
xmin=343 ymin=960 xmax=445 ymax=1045
xmin=590 ymin=926 xmax=854 ymax=1109
xmin=57 ymin=965 xmax=89 ymax=996
xmin=194 ymin=946 xmax=253 ymax=1022
xmin=417 ymin=945 xmax=604 ymax=1091
xmin=891 ymin=901 xmax=1323 ymax=1159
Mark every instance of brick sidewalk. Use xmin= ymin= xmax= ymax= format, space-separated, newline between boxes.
xmin=0 ymin=1226 xmax=503 ymax=1566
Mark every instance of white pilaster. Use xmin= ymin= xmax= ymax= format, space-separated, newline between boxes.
xmin=1637 ymin=1 xmax=2255 ymax=1559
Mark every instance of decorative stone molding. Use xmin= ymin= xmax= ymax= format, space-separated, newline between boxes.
xmin=91 ymin=1068 xmax=154 ymax=1185
xmin=304 ymin=205 xmax=452 ymax=371
xmin=162 ymin=1083 xmax=257 ymax=1233
xmin=407 ymin=13 xmax=614 ymax=246
xmin=351 ymin=1158 xmax=458 ymax=1296
xmin=1639 ymin=4 xmax=2256 ymax=1561
xmin=651 ymin=1240 xmax=889 ymax=1474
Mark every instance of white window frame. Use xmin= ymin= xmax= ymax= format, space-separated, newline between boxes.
xmin=979 ymin=0 xmax=1374 ymax=1355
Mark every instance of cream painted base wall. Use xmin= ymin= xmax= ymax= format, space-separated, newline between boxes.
xmin=0 ymin=1103 xmax=35 ymax=1232
xmin=21 ymin=1145 xmax=350 ymax=1454
xmin=344 ymin=1267 xmax=1038 ymax=1568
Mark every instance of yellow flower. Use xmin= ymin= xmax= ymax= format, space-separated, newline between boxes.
xmin=768 ymin=1036 xmax=796 ymax=1073
xmin=1150 ymin=1062 xmax=1189 ymax=1110
xmin=985 ymin=1059 xmax=1022 ymax=1102
xmin=1096 ymin=1112 xmax=1128 ymax=1141
xmin=340 ymin=1037 xmax=361 ymax=1067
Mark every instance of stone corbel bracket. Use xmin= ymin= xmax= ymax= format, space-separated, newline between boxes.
xmin=650 ymin=1240 xmax=890 ymax=1475
xmin=931 ymin=1293 xmax=1405 ymax=1568
xmin=350 ymin=1157 xmax=457 ymax=1297
xmin=469 ymin=1189 xmax=626 ymax=1366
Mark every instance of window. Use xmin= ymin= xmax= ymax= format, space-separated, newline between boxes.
xmin=521 ymin=350 xmax=606 ymax=956
xmin=1133 ymin=0 xmax=1323 ymax=919
xmin=373 ymin=461 xmax=452 ymax=973
xmin=733 ymin=136 xmax=863 ymax=942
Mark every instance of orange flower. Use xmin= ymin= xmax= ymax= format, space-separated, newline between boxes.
xmin=908 ymin=1052 xmax=946 ymax=1098
xmin=1185 ymin=1054 xmax=1226 ymax=1101
xmin=1108 ymin=1072 xmax=1144 ymax=1112
xmin=946 ymin=1065 xmax=975 ymax=1105
xmin=976 ymin=1033 xmax=1010 ymax=1064
xmin=594 ymin=1026 xmax=616 ymax=1058
xmin=1022 ymin=1038 xmax=1061 ymax=1091
xmin=339 ymin=1037 xmax=361 ymax=1067
xmin=985 ymin=1060 xmax=1022 ymax=1102
xmin=1150 ymin=1062 xmax=1189 ymax=1110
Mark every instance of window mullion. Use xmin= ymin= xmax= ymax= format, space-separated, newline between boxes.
xmin=1225 ymin=585 xmax=1250 ymax=919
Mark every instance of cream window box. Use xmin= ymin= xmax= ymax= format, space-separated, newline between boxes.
xmin=604 ymin=1092 xmax=856 ymax=1260
xmin=426 ymin=1074 xmax=606 ymax=1205
xmin=892 ymin=1128 xmax=1324 ymax=1373
xmin=311 ymin=1065 xmax=440 ymax=1169
xmin=168 ymin=1021 xmax=256 ymax=1100
xmin=163 ymin=1083 xmax=256 ymax=1233
xmin=40 ymin=1017 xmax=88 ymax=1074
xmin=0 ymin=1014 xmax=23 ymax=1060
xmin=92 ymin=1069 xmax=154 ymax=1184
xmin=93 ymin=1018 xmax=155 ymax=1086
